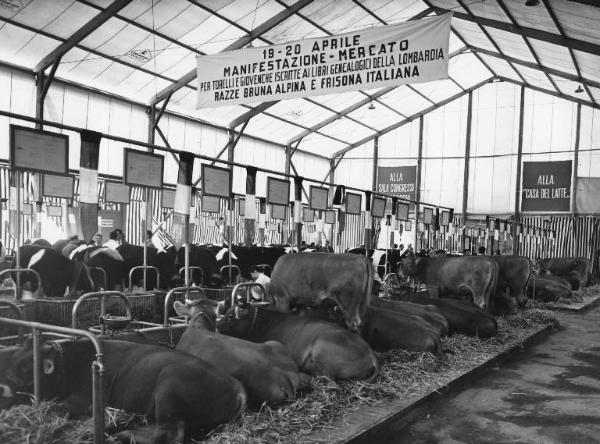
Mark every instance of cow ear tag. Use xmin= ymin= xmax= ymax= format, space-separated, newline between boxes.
xmin=42 ymin=359 xmax=55 ymax=375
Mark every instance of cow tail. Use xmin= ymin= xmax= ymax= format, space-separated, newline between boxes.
xmin=486 ymin=260 xmax=500 ymax=311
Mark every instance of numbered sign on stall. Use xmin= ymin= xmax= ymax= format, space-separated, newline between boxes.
xmin=310 ymin=186 xmax=329 ymax=211
xmin=303 ymin=207 xmax=314 ymax=222
xmin=202 ymin=164 xmax=232 ymax=198
xmin=396 ymin=202 xmax=409 ymax=221
xmin=105 ymin=182 xmax=130 ymax=204
xmin=423 ymin=207 xmax=433 ymax=225
xmin=441 ymin=210 xmax=450 ymax=227
xmin=10 ymin=125 xmax=69 ymax=174
xmin=324 ymin=210 xmax=336 ymax=224
xmin=345 ymin=192 xmax=362 ymax=215
xmin=267 ymin=177 xmax=290 ymax=205
xmin=161 ymin=189 xmax=176 ymax=209
xmin=201 ymin=195 xmax=221 ymax=213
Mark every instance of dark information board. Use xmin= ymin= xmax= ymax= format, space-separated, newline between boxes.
xmin=521 ymin=160 xmax=572 ymax=212
xmin=377 ymin=166 xmax=417 ymax=202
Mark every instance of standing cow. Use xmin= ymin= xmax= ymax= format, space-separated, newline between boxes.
xmin=398 ymin=252 xmax=499 ymax=312
xmin=490 ymin=255 xmax=532 ymax=312
xmin=270 ymin=253 xmax=373 ymax=331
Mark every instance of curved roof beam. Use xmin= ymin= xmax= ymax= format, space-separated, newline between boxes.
xmin=151 ymin=0 xmax=315 ymax=106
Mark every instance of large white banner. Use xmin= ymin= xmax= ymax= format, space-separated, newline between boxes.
xmin=196 ymin=14 xmax=452 ymax=108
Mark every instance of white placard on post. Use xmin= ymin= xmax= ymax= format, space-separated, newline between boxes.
xmin=201 ymin=195 xmax=221 ymax=213
xmin=22 ymin=203 xmax=33 ymax=215
xmin=10 ymin=125 xmax=69 ymax=174
xmin=105 ymin=182 xmax=130 ymax=204
xmin=423 ymin=207 xmax=434 ymax=225
xmin=124 ymin=148 xmax=164 ymax=189
xmin=43 ymin=174 xmax=74 ymax=199
xmin=396 ymin=202 xmax=410 ymax=221
xmin=161 ymin=189 xmax=175 ymax=208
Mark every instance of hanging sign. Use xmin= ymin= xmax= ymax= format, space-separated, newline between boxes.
xmin=423 ymin=207 xmax=433 ymax=225
xmin=371 ymin=196 xmax=386 ymax=218
xmin=10 ymin=125 xmax=69 ymax=174
xmin=238 ymin=198 xmax=246 ymax=217
xmin=267 ymin=177 xmax=290 ymax=205
xmin=376 ymin=166 xmax=417 ymax=204
xmin=310 ymin=186 xmax=329 ymax=211
xmin=271 ymin=204 xmax=286 ymax=220
xmin=324 ymin=210 xmax=336 ymax=224
xmin=22 ymin=203 xmax=33 ymax=215
xmin=345 ymin=192 xmax=362 ymax=215
xmin=105 ymin=182 xmax=130 ymax=204
xmin=161 ymin=189 xmax=175 ymax=208
xmin=124 ymin=148 xmax=164 ymax=189
xmin=521 ymin=160 xmax=572 ymax=212
xmin=440 ymin=210 xmax=450 ymax=227
xmin=405 ymin=220 xmax=412 ymax=231
xmin=303 ymin=207 xmax=314 ymax=222
xmin=396 ymin=202 xmax=410 ymax=221
xmin=43 ymin=174 xmax=74 ymax=199
xmin=201 ymin=195 xmax=221 ymax=213
xmin=46 ymin=204 xmax=62 ymax=217
xmin=196 ymin=14 xmax=452 ymax=108
xmin=201 ymin=164 xmax=232 ymax=198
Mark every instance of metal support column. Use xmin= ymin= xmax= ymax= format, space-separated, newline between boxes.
xmin=462 ymin=91 xmax=473 ymax=251
xmin=513 ymin=86 xmax=525 ymax=255
xmin=415 ymin=116 xmax=424 ymax=251
xmin=572 ymin=103 xmax=581 ymax=256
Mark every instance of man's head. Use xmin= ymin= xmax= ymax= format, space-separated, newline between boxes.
xmin=248 ymin=265 xmax=260 ymax=280
xmin=146 ymin=230 xmax=153 ymax=239
xmin=93 ymin=234 xmax=102 ymax=245
xmin=478 ymin=246 xmax=486 ymax=255
xmin=109 ymin=230 xmax=118 ymax=241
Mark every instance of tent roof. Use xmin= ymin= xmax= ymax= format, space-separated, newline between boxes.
xmin=0 ymin=0 xmax=598 ymax=158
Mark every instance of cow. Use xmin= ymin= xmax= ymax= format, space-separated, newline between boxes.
xmin=176 ymin=245 xmax=220 ymax=287
xmin=173 ymin=295 xmax=304 ymax=407
xmin=490 ymin=255 xmax=532 ymax=312
xmin=398 ymin=252 xmax=499 ymax=312
xmin=400 ymin=292 xmax=498 ymax=338
xmin=347 ymin=248 xmax=403 ymax=279
xmin=211 ymin=245 xmax=288 ymax=280
xmin=16 ymin=245 xmax=94 ymax=298
xmin=370 ymin=297 xmax=449 ymax=337
xmin=117 ymin=244 xmax=178 ymax=290
xmin=528 ymin=276 xmax=571 ymax=302
xmin=69 ymin=245 xmax=125 ymax=291
xmin=270 ymin=253 xmax=373 ymax=331
xmin=0 ymin=338 xmax=246 ymax=442
xmin=216 ymin=302 xmax=379 ymax=381
xmin=537 ymin=257 xmax=591 ymax=290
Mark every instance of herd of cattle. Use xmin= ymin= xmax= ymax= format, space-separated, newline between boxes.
xmin=0 ymin=238 xmax=594 ymax=442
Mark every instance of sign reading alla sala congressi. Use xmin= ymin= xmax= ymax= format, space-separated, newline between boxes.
xmin=521 ymin=160 xmax=572 ymax=212
xmin=377 ymin=166 xmax=417 ymax=203
xmin=196 ymin=14 xmax=452 ymax=108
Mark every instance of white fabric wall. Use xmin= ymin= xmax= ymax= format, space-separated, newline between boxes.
xmin=578 ymin=106 xmax=600 ymax=178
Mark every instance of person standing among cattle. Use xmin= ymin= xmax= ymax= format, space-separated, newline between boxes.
xmin=249 ymin=265 xmax=271 ymax=302
xmin=103 ymin=230 xmax=120 ymax=250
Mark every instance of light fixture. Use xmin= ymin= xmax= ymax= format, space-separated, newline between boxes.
xmin=575 ymin=84 xmax=584 ymax=93
xmin=247 ymin=41 xmax=254 ymax=48
xmin=525 ymin=0 xmax=540 ymax=6
xmin=368 ymin=101 xmax=376 ymax=110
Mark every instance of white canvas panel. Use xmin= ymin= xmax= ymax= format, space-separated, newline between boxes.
xmin=528 ymin=39 xmax=577 ymax=76
xmin=548 ymin=0 xmax=600 ymax=46
xmin=378 ymin=119 xmax=420 ymax=161
xmin=378 ymin=85 xmax=430 ymax=116
xmin=347 ymin=104 xmax=404 ymax=131
xmin=319 ymin=117 xmax=376 ymax=145
xmin=483 ymin=26 xmax=536 ymax=65
xmin=411 ymin=79 xmax=462 ymax=104
xmin=449 ymin=52 xmax=492 ymax=89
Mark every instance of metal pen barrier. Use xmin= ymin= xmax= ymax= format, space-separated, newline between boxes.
xmin=0 ymin=268 xmax=43 ymax=300
xmin=179 ymin=266 xmax=203 ymax=286
xmin=163 ymin=286 xmax=203 ymax=327
xmin=88 ymin=267 xmax=108 ymax=291
xmin=0 ymin=299 xmax=25 ymax=344
xmin=220 ymin=265 xmax=240 ymax=286
xmin=0 ymin=317 xmax=104 ymax=444
xmin=230 ymin=282 xmax=268 ymax=306
xmin=72 ymin=291 xmax=132 ymax=335
xmin=128 ymin=266 xmax=160 ymax=292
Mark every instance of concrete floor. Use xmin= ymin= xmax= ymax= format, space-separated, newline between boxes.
xmin=377 ymin=306 xmax=600 ymax=444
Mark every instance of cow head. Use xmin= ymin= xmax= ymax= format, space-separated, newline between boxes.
xmin=0 ymin=341 xmax=61 ymax=410
xmin=397 ymin=252 xmax=417 ymax=277
xmin=174 ymin=294 xmax=220 ymax=331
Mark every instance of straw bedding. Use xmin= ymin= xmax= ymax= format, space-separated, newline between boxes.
xmin=0 ymin=309 xmax=557 ymax=444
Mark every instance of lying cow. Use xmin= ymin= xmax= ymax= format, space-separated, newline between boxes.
xmin=216 ymin=302 xmax=379 ymax=381
xmin=16 ymin=245 xmax=93 ymax=298
xmin=371 ymin=298 xmax=449 ymax=337
xmin=174 ymin=296 xmax=304 ymax=407
xmin=528 ymin=276 xmax=571 ymax=302
xmin=270 ymin=253 xmax=373 ymax=331
xmin=401 ymin=293 xmax=498 ymax=338
xmin=537 ymin=257 xmax=591 ymax=290
xmin=0 ymin=338 xmax=246 ymax=442
xmin=398 ymin=252 xmax=498 ymax=312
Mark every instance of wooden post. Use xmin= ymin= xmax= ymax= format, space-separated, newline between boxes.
xmin=329 ymin=158 xmax=337 ymax=252
xmin=462 ymin=91 xmax=473 ymax=251
xmin=414 ymin=116 xmax=424 ymax=251
xmin=513 ymin=86 xmax=525 ymax=255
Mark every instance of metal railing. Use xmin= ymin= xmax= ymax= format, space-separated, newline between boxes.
xmin=0 ymin=317 xmax=104 ymax=443
xmin=0 ymin=268 xmax=43 ymax=300
xmin=220 ymin=265 xmax=240 ymax=286
xmin=231 ymin=282 xmax=268 ymax=306
xmin=179 ymin=266 xmax=203 ymax=286
xmin=128 ymin=266 xmax=160 ymax=292
xmin=72 ymin=291 xmax=132 ymax=335
xmin=0 ymin=299 xmax=25 ymax=344
xmin=88 ymin=267 xmax=107 ymax=291
xmin=163 ymin=286 xmax=203 ymax=327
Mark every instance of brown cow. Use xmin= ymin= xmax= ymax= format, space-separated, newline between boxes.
xmin=270 ymin=253 xmax=373 ymax=331
xmin=398 ymin=253 xmax=499 ymax=312
xmin=174 ymin=297 xmax=303 ymax=407
xmin=537 ymin=257 xmax=591 ymax=290
xmin=490 ymin=255 xmax=532 ymax=311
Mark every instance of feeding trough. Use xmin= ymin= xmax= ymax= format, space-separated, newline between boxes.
xmin=72 ymin=291 xmax=132 ymax=335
